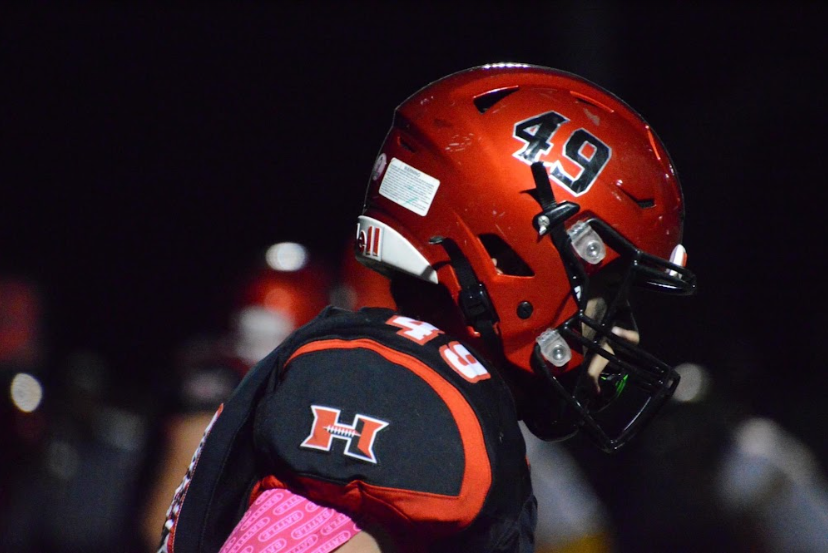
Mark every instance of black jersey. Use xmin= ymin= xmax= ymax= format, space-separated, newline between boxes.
xmin=159 ymin=307 xmax=535 ymax=552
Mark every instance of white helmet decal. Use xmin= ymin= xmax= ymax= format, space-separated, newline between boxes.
xmin=356 ymin=216 xmax=438 ymax=284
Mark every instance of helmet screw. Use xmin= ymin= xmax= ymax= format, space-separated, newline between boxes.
xmin=536 ymin=215 xmax=550 ymax=236
xmin=586 ymin=241 xmax=601 ymax=260
xmin=517 ymin=301 xmax=533 ymax=319
xmin=552 ymin=346 xmax=566 ymax=362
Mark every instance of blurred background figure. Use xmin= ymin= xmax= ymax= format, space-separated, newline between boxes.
xmin=716 ymin=413 xmax=828 ymax=551
xmin=2 ymin=343 xmax=155 ymax=552
xmin=141 ymin=242 xmax=332 ymax=549
xmin=564 ymin=362 xmax=828 ymax=553
xmin=228 ymin=242 xmax=333 ymax=368
xmin=569 ymin=362 xmax=748 ymax=552
xmin=524 ymin=430 xmax=615 ymax=553
xmin=0 ymin=277 xmax=48 ymax=518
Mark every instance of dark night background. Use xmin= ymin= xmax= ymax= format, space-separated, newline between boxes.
xmin=1 ymin=2 xmax=827 ymax=549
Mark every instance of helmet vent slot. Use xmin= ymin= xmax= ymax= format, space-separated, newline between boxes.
xmin=479 ymin=233 xmax=534 ymax=276
xmin=397 ymin=135 xmax=417 ymax=152
xmin=473 ymin=87 xmax=519 ymax=114
xmin=618 ymin=187 xmax=655 ymax=209
xmin=569 ymin=91 xmax=614 ymax=113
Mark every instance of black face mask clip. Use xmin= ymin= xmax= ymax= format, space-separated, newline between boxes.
xmin=531 ymin=162 xmax=581 ymax=238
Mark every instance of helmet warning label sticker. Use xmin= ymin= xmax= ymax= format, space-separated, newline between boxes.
xmin=379 ymin=157 xmax=440 ymax=216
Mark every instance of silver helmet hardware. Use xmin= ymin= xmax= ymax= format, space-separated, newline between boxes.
xmin=536 ymin=328 xmax=572 ymax=367
xmin=568 ymin=221 xmax=606 ymax=265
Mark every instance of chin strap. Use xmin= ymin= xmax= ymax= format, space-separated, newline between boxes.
xmin=429 ymin=236 xmax=503 ymax=359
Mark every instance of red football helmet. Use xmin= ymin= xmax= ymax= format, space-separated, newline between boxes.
xmin=229 ymin=243 xmax=331 ymax=367
xmin=357 ymin=64 xmax=696 ymax=451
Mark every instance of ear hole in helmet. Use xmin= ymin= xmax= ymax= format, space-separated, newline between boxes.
xmin=473 ymin=86 xmax=519 ymax=114
xmin=478 ymin=234 xmax=534 ymax=276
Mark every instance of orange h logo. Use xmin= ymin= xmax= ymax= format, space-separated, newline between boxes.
xmin=300 ymin=405 xmax=389 ymax=464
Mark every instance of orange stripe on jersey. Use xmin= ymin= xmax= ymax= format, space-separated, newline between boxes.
xmin=284 ymin=338 xmax=492 ymax=529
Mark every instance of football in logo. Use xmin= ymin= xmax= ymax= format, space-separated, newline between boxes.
xmin=301 ymin=405 xmax=389 ymax=464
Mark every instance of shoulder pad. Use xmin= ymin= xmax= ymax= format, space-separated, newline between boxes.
xmin=255 ymin=335 xmax=491 ymax=536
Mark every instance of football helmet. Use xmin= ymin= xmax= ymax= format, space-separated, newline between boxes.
xmin=229 ymin=242 xmax=331 ymax=366
xmin=357 ymin=64 xmax=696 ymax=451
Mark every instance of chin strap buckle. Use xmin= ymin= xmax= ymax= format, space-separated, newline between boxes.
xmin=430 ymin=236 xmax=501 ymax=350
xmin=458 ymin=282 xmax=498 ymax=333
